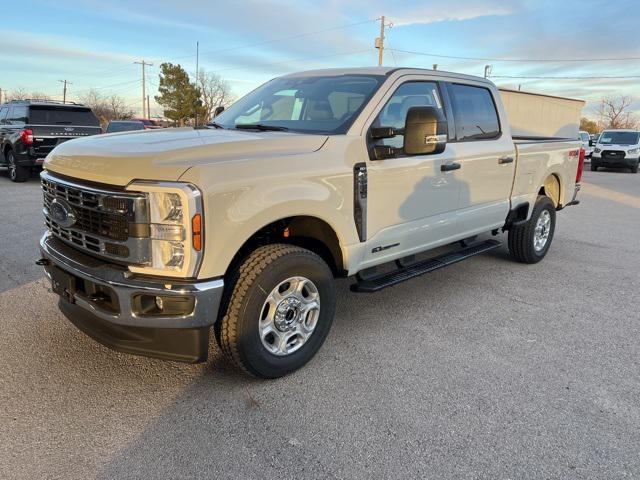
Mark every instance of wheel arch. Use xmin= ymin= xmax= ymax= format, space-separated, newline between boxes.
xmin=538 ymin=173 xmax=562 ymax=207
xmin=224 ymin=215 xmax=346 ymax=279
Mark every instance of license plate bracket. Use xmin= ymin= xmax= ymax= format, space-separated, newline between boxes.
xmin=49 ymin=266 xmax=77 ymax=304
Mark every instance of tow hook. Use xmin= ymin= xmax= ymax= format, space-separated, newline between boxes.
xmin=35 ymin=258 xmax=51 ymax=266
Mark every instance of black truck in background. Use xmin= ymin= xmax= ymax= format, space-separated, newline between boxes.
xmin=0 ymin=100 xmax=102 ymax=182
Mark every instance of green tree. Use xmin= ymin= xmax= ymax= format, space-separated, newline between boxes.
xmin=154 ymin=63 xmax=201 ymax=126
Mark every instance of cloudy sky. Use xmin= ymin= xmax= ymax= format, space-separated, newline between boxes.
xmin=2 ymin=0 xmax=638 ymax=118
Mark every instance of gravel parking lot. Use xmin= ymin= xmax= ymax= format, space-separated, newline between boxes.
xmin=1 ymin=168 xmax=639 ymax=479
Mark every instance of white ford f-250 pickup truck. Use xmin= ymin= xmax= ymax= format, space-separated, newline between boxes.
xmin=38 ymin=67 xmax=584 ymax=378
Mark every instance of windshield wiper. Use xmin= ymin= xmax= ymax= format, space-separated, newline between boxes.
xmin=206 ymin=122 xmax=225 ymax=129
xmin=235 ymin=124 xmax=289 ymax=132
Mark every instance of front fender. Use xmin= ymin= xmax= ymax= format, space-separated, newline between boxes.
xmin=180 ymin=156 xmax=358 ymax=278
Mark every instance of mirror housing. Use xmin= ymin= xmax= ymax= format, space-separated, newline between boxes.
xmin=403 ymin=106 xmax=447 ymax=155
xmin=213 ymin=106 xmax=225 ymax=117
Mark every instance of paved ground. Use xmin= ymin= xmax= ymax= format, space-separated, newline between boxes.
xmin=1 ymin=168 xmax=639 ymax=479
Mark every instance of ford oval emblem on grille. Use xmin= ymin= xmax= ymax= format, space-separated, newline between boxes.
xmin=49 ymin=199 xmax=76 ymax=228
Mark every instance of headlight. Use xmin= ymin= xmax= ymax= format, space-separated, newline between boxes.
xmin=628 ymin=148 xmax=639 ymax=155
xmin=594 ymin=147 xmax=601 ymax=153
xmin=126 ymin=182 xmax=203 ymax=278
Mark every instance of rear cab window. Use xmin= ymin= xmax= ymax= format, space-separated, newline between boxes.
xmin=448 ymin=83 xmax=500 ymax=141
xmin=28 ymin=106 xmax=100 ymax=127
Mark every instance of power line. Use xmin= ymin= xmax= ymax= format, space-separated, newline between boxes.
xmin=388 ymin=48 xmax=640 ymax=63
xmin=211 ymin=48 xmax=374 ymax=74
xmin=166 ymin=18 xmax=379 ymax=62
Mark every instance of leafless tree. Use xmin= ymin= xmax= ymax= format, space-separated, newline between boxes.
xmin=78 ymin=89 xmax=134 ymax=127
xmin=6 ymin=88 xmax=30 ymax=101
xmin=597 ymin=96 xmax=638 ymax=130
xmin=197 ymin=70 xmax=235 ymax=124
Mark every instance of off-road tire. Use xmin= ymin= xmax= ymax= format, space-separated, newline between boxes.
xmin=7 ymin=150 xmax=29 ymax=182
xmin=508 ymin=195 xmax=556 ymax=264
xmin=590 ymin=163 xmax=598 ymax=172
xmin=630 ymin=162 xmax=638 ymax=174
xmin=217 ymin=244 xmax=336 ymax=378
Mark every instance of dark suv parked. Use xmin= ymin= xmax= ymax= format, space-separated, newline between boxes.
xmin=0 ymin=100 xmax=102 ymax=182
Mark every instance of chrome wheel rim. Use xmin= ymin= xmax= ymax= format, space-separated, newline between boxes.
xmin=259 ymin=276 xmax=321 ymax=356
xmin=533 ymin=210 xmax=551 ymax=252
xmin=8 ymin=154 xmax=16 ymax=180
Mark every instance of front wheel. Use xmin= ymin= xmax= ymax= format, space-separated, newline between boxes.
xmin=217 ymin=244 xmax=336 ymax=378
xmin=590 ymin=163 xmax=599 ymax=172
xmin=508 ymin=195 xmax=556 ymax=264
xmin=630 ymin=161 xmax=638 ymax=174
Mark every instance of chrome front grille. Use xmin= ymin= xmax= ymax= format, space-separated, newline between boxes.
xmin=41 ymin=172 xmax=150 ymax=264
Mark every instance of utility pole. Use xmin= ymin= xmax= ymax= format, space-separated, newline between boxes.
xmin=59 ymin=79 xmax=72 ymax=103
xmin=0 ymin=87 xmax=3 ymax=104
xmin=375 ymin=16 xmax=385 ymax=67
xmin=147 ymin=95 xmax=151 ymax=119
xmin=195 ymin=41 xmax=199 ymax=126
xmin=134 ymin=60 xmax=153 ymax=119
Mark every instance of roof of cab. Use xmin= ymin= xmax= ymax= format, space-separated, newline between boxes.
xmin=280 ymin=66 xmax=493 ymax=85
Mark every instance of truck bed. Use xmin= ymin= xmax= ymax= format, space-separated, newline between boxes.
xmin=512 ymin=137 xmax=581 ymax=212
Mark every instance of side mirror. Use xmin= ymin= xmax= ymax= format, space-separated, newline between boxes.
xmin=213 ymin=106 xmax=225 ymax=117
xmin=403 ymin=106 xmax=447 ymax=155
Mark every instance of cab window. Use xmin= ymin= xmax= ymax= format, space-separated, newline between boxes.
xmin=449 ymin=84 xmax=500 ymax=141
xmin=372 ymin=81 xmax=443 ymax=149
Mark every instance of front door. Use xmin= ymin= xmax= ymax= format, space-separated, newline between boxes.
xmin=361 ymin=80 xmax=462 ymax=268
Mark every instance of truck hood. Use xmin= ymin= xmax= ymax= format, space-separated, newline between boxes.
xmin=44 ymin=127 xmax=328 ymax=186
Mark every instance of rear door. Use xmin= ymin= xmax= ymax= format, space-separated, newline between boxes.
xmin=444 ymin=82 xmax=516 ymax=235
xmin=28 ymin=106 xmax=102 ymax=158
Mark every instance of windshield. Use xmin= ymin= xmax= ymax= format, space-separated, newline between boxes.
xmin=29 ymin=106 xmax=100 ymax=126
xmin=214 ymin=74 xmax=385 ymax=134
xmin=598 ymin=131 xmax=639 ymax=145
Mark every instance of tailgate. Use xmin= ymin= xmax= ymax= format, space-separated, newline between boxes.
xmin=31 ymin=125 xmax=102 ymax=157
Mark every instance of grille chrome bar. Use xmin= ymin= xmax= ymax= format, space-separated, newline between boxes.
xmin=41 ymin=171 xmax=150 ymax=264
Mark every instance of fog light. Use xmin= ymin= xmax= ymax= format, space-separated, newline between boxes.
xmin=132 ymin=294 xmax=196 ymax=317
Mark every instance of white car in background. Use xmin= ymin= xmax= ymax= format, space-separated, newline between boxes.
xmin=591 ymin=129 xmax=640 ymax=173
xmin=579 ymin=130 xmax=593 ymax=158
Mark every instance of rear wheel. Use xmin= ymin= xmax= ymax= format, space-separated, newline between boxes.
xmin=508 ymin=195 xmax=556 ymax=264
xmin=217 ymin=244 xmax=336 ymax=378
xmin=7 ymin=151 xmax=29 ymax=182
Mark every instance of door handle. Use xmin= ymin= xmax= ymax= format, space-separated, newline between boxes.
xmin=499 ymin=156 xmax=514 ymax=164
xmin=441 ymin=162 xmax=461 ymax=172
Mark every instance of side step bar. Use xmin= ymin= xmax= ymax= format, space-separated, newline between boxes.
xmin=350 ymin=239 xmax=502 ymax=293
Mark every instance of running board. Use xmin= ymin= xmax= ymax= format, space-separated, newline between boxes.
xmin=350 ymin=240 xmax=502 ymax=293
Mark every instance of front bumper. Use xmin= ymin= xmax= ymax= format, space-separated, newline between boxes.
xmin=592 ymin=154 xmax=639 ymax=168
xmin=39 ymin=233 xmax=224 ymax=363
